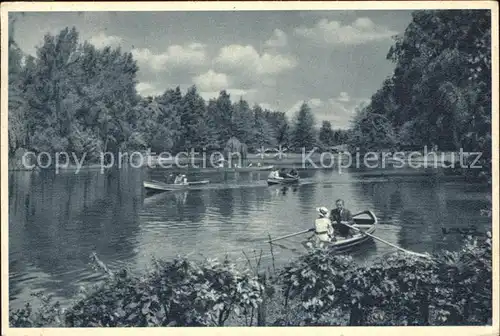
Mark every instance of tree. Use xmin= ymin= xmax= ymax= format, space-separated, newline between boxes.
xmin=349 ymin=106 xmax=397 ymax=152
xmin=264 ymin=110 xmax=290 ymax=148
xmin=290 ymin=102 xmax=317 ymax=151
xmin=231 ymin=98 xmax=254 ymax=146
xmin=251 ymin=105 xmax=276 ymax=150
xmin=318 ymin=121 xmax=335 ymax=147
xmin=206 ymin=91 xmax=233 ymax=149
xmin=179 ymin=86 xmax=208 ymax=151
xmin=8 ymin=29 xmax=27 ymax=156
xmin=385 ymin=10 xmax=491 ymax=151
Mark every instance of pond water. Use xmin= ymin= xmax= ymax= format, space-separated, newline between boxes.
xmin=8 ymin=166 xmax=491 ymax=310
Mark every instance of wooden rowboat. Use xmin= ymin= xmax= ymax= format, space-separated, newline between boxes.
xmin=188 ymin=165 xmax=275 ymax=174
xmin=328 ymin=210 xmax=377 ymax=251
xmin=267 ymin=175 xmax=300 ymax=185
xmin=144 ymin=180 xmax=210 ymax=193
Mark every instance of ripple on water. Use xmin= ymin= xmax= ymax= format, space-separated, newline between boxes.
xmin=8 ymin=169 xmax=491 ymax=309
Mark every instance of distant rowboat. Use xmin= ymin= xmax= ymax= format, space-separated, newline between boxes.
xmin=267 ymin=175 xmax=300 ymax=185
xmin=186 ymin=165 xmax=275 ymax=174
xmin=143 ymin=180 xmax=210 ymax=193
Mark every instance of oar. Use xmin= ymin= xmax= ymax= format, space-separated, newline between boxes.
xmin=268 ymin=229 xmax=313 ymax=243
xmin=342 ymin=222 xmax=431 ymax=259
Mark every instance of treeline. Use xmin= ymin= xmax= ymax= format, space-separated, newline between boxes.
xmin=350 ymin=10 xmax=491 ymax=159
xmin=9 ymin=233 xmax=492 ymax=326
xmin=8 ymin=27 xmax=347 ymax=167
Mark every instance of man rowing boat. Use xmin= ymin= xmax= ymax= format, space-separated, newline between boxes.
xmin=330 ymin=199 xmax=355 ymax=238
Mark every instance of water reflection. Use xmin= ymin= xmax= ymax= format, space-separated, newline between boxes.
xmin=9 ymin=167 xmax=491 ymax=310
xmin=9 ymin=169 xmax=142 ymax=308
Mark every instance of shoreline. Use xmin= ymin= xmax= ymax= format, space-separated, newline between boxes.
xmin=8 ymin=232 xmax=493 ymax=327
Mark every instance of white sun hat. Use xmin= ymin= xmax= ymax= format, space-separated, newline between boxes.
xmin=316 ymin=207 xmax=329 ymax=217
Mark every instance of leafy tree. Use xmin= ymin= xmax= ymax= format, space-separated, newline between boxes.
xmin=231 ymin=98 xmax=254 ymax=147
xmin=8 ymin=33 xmax=27 ymax=156
xmin=205 ymin=91 xmax=234 ymax=149
xmin=386 ymin=10 xmax=491 ymax=151
xmin=350 ymin=106 xmax=397 ymax=152
xmin=264 ymin=110 xmax=290 ymax=148
xmin=290 ymin=102 xmax=317 ymax=151
xmin=179 ymin=86 xmax=208 ymax=151
xmin=319 ymin=121 xmax=335 ymax=147
xmin=252 ymin=105 xmax=276 ymax=150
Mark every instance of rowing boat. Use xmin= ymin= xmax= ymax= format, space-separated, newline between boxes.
xmin=144 ymin=180 xmax=210 ymax=193
xmin=327 ymin=210 xmax=377 ymax=251
xmin=267 ymin=175 xmax=300 ymax=185
xmin=186 ymin=165 xmax=275 ymax=173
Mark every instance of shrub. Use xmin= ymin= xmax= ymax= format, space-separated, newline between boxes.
xmin=277 ymin=234 xmax=492 ymax=326
xmin=10 ymin=234 xmax=492 ymax=327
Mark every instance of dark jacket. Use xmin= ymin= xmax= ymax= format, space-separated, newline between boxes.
xmin=329 ymin=208 xmax=354 ymax=236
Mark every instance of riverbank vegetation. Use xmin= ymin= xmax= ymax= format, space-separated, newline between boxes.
xmin=8 ymin=25 xmax=345 ymax=169
xmin=349 ymin=10 xmax=492 ymax=180
xmin=8 ymin=10 xmax=492 ymax=178
xmin=9 ymin=232 xmax=492 ymax=327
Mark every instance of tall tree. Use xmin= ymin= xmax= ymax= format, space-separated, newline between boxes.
xmin=349 ymin=106 xmax=397 ymax=152
xmin=319 ymin=121 xmax=335 ymax=147
xmin=290 ymin=102 xmax=316 ymax=151
xmin=179 ymin=85 xmax=207 ymax=150
xmin=231 ymin=98 xmax=254 ymax=146
xmin=386 ymin=10 xmax=491 ymax=151
xmin=264 ymin=110 xmax=289 ymax=148
xmin=206 ymin=91 xmax=233 ymax=149
xmin=251 ymin=105 xmax=276 ymax=150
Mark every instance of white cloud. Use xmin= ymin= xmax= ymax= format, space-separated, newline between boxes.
xmin=336 ymin=92 xmax=350 ymax=102
xmin=265 ymin=29 xmax=288 ymax=48
xmin=287 ymin=99 xmax=324 ymax=116
xmin=285 ymin=97 xmax=363 ymax=129
xmin=136 ymin=82 xmax=163 ymax=97
xmin=309 ymin=98 xmax=324 ymax=108
xmin=259 ymin=103 xmax=276 ymax=111
xmin=131 ymin=43 xmax=206 ymax=71
xmin=294 ymin=17 xmax=398 ymax=45
xmin=215 ymin=44 xmax=297 ymax=76
xmin=327 ymin=98 xmax=352 ymax=115
xmin=193 ymin=70 xmax=229 ymax=92
xmin=199 ymin=88 xmax=257 ymax=102
xmin=88 ymin=32 xmax=123 ymax=49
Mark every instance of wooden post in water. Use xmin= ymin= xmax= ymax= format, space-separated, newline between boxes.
xmin=257 ymin=272 xmax=267 ymax=326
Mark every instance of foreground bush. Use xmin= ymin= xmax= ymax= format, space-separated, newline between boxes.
xmin=278 ymin=233 xmax=492 ymax=326
xmin=10 ymin=233 xmax=492 ymax=327
xmin=10 ymin=257 xmax=264 ymax=327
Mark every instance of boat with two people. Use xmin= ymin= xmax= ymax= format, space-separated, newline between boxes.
xmin=144 ymin=173 xmax=210 ymax=194
xmin=303 ymin=208 xmax=378 ymax=251
xmin=269 ymin=203 xmax=431 ymax=259
xmin=267 ymin=168 xmax=300 ymax=185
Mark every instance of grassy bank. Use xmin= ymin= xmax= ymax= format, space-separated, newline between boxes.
xmin=9 ymin=231 xmax=492 ymax=327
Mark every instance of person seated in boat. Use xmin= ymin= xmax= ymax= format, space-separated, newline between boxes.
xmin=181 ymin=174 xmax=188 ymax=185
xmin=279 ymin=168 xmax=288 ymax=178
xmin=288 ymin=168 xmax=298 ymax=178
xmin=173 ymin=174 xmax=183 ymax=184
xmin=304 ymin=207 xmax=334 ymax=248
xmin=329 ymin=199 xmax=355 ymax=238
xmin=165 ymin=173 xmax=174 ymax=183
xmin=268 ymin=170 xmax=276 ymax=179
xmin=215 ymin=158 xmax=225 ymax=168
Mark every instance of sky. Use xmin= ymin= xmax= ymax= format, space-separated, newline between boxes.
xmin=10 ymin=10 xmax=414 ymax=129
